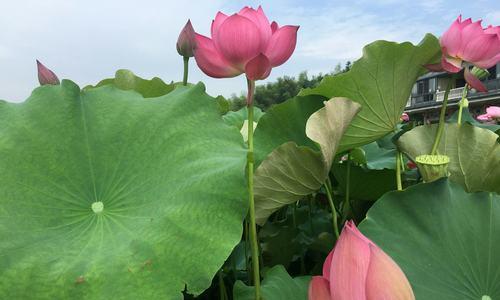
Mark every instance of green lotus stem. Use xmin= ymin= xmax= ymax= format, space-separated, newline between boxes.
xmin=182 ymin=56 xmax=189 ymax=86
xmin=396 ymin=151 xmax=403 ymax=191
xmin=246 ymin=78 xmax=261 ymax=299
xmin=325 ymin=177 xmax=340 ymax=238
xmin=399 ymin=152 xmax=406 ymax=172
xmin=457 ymin=85 xmax=468 ymax=124
xmin=218 ymin=270 xmax=228 ymax=300
xmin=345 ymin=152 xmax=352 ymax=211
xmin=431 ymin=79 xmax=453 ymax=155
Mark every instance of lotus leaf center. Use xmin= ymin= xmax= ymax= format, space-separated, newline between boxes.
xmin=482 ymin=296 xmax=492 ymax=300
xmin=91 ymin=201 xmax=104 ymax=214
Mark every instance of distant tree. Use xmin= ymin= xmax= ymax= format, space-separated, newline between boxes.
xmin=227 ymin=61 xmax=352 ymax=111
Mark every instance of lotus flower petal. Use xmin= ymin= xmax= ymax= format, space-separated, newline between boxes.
xmin=308 ymin=276 xmax=331 ymax=300
xmin=193 ymin=34 xmax=241 ymax=78
xmin=486 ymin=106 xmax=500 ymax=118
xmin=440 ymin=16 xmax=465 ymax=56
xmin=365 ymin=244 xmax=415 ymax=300
xmin=330 ymin=221 xmax=371 ymax=300
xmin=441 ymin=55 xmax=462 ymax=73
xmin=424 ymin=63 xmax=445 ymax=72
xmin=271 ymin=21 xmax=279 ymax=33
xmin=265 ymin=25 xmax=299 ymax=67
xmin=214 ymin=14 xmax=264 ymax=69
xmin=245 ymin=53 xmax=271 ymax=80
xmin=322 ymin=247 xmax=334 ymax=280
xmin=464 ymin=67 xmax=487 ymax=92
xmin=238 ymin=5 xmax=272 ymax=45
xmin=477 ymin=113 xmax=492 ymax=121
xmin=211 ymin=12 xmax=228 ymax=42
xmin=461 ymin=33 xmax=498 ymax=63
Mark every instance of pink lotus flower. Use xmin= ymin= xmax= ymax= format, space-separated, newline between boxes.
xmin=177 ymin=20 xmax=196 ymax=58
xmin=477 ymin=106 xmax=500 ymax=122
xmin=36 ymin=60 xmax=60 ymax=86
xmin=308 ymin=221 xmax=415 ymax=300
xmin=427 ymin=16 xmax=500 ymax=92
xmin=193 ymin=6 xmax=298 ymax=81
xmin=401 ymin=112 xmax=410 ymax=122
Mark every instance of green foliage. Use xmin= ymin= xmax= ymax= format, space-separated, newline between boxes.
xmin=233 ymin=265 xmax=310 ymax=300
xmin=333 ymin=163 xmax=397 ymax=201
xmin=300 ymin=34 xmax=441 ymax=152
xmin=223 ymin=106 xmax=264 ymax=129
xmin=360 ymin=179 xmax=500 ymax=300
xmin=86 ymin=69 xmax=175 ymax=98
xmin=228 ymin=63 xmax=351 ymax=111
xmin=398 ymin=123 xmax=500 ymax=193
xmin=0 ymin=81 xmax=248 ymax=299
xmin=253 ymin=98 xmax=361 ymax=224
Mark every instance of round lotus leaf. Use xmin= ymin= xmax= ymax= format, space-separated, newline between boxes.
xmin=360 ymin=179 xmax=500 ymax=299
xmin=0 ymin=80 xmax=247 ymax=299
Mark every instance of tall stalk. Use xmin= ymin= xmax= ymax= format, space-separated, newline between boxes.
xmin=457 ymin=85 xmax=468 ymax=124
xmin=245 ymin=78 xmax=260 ymax=299
xmin=182 ymin=56 xmax=189 ymax=86
xmin=324 ymin=177 xmax=340 ymax=238
xmin=396 ymin=151 xmax=403 ymax=191
xmin=431 ymin=79 xmax=453 ymax=155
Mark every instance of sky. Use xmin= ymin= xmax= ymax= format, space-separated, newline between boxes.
xmin=0 ymin=0 xmax=499 ymax=102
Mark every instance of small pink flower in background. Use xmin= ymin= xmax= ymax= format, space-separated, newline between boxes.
xmin=176 ymin=20 xmax=197 ymax=58
xmin=401 ymin=112 xmax=410 ymax=122
xmin=477 ymin=106 xmax=500 ymax=122
xmin=407 ymin=160 xmax=417 ymax=170
xmin=427 ymin=16 xmax=500 ymax=92
xmin=193 ymin=6 xmax=298 ymax=81
xmin=308 ymin=221 xmax=414 ymax=300
xmin=36 ymin=60 xmax=60 ymax=86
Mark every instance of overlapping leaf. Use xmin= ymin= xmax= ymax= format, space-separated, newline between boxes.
xmin=253 ymin=94 xmax=327 ymax=167
xmin=233 ymin=265 xmax=310 ymax=300
xmin=0 ymin=81 xmax=247 ymax=299
xmin=86 ymin=69 xmax=175 ymax=97
xmin=398 ymin=123 xmax=500 ymax=193
xmin=223 ymin=106 xmax=264 ymax=129
xmin=360 ymin=179 xmax=500 ymax=299
xmin=254 ymin=98 xmax=361 ymax=224
xmin=300 ymin=34 xmax=441 ymax=152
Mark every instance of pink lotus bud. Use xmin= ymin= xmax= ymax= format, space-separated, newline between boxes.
xmin=426 ymin=16 xmax=500 ymax=92
xmin=308 ymin=221 xmax=414 ymax=300
xmin=36 ymin=60 xmax=60 ymax=85
xmin=193 ymin=6 xmax=298 ymax=81
xmin=176 ymin=20 xmax=196 ymax=58
xmin=477 ymin=106 xmax=500 ymax=122
xmin=401 ymin=112 xmax=409 ymax=122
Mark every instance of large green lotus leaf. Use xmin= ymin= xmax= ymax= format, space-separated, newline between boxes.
xmin=254 ymin=98 xmax=361 ymax=225
xmin=86 ymin=69 xmax=175 ymax=98
xmin=233 ymin=265 xmax=310 ymax=300
xmin=300 ymin=34 xmax=441 ymax=152
xmin=362 ymin=141 xmax=397 ymax=170
xmin=222 ymin=106 xmax=264 ymax=129
xmin=0 ymin=81 xmax=247 ymax=299
xmin=359 ymin=179 xmax=500 ymax=299
xmin=333 ymin=163 xmax=397 ymax=201
xmin=253 ymin=94 xmax=327 ymax=167
xmin=398 ymin=123 xmax=500 ymax=193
